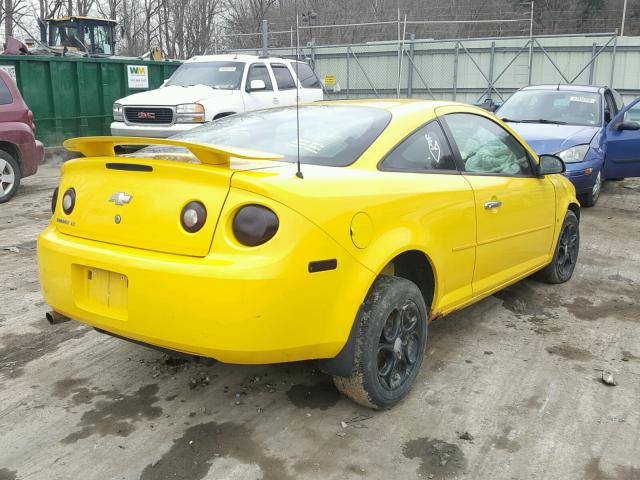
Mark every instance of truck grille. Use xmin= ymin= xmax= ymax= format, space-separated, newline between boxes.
xmin=124 ymin=107 xmax=174 ymax=125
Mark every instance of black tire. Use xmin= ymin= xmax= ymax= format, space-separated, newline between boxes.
xmin=0 ymin=150 xmax=20 ymax=203
xmin=577 ymin=169 xmax=602 ymax=208
xmin=333 ymin=275 xmax=428 ymax=409
xmin=535 ymin=210 xmax=579 ymax=284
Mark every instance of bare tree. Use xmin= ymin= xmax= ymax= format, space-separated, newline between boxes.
xmin=1 ymin=0 xmax=28 ymax=38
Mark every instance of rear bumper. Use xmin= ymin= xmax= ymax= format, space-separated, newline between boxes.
xmin=110 ymin=122 xmax=198 ymax=138
xmin=37 ymin=226 xmax=374 ymax=364
xmin=18 ymin=139 xmax=44 ymax=177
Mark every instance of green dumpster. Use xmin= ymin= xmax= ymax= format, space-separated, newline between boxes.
xmin=0 ymin=55 xmax=181 ymax=148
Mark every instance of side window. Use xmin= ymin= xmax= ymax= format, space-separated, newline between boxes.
xmin=270 ymin=64 xmax=296 ymax=90
xmin=444 ymin=113 xmax=534 ymax=177
xmin=293 ymin=62 xmax=321 ymax=89
xmin=246 ymin=64 xmax=273 ymax=91
xmin=0 ymin=77 xmax=13 ymax=105
xmin=623 ymin=102 xmax=640 ymax=124
xmin=381 ymin=121 xmax=457 ymax=172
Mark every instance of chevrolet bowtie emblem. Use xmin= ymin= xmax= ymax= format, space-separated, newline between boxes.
xmin=109 ymin=192 xmax=133 ymax=206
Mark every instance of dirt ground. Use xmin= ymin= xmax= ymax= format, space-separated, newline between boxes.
xmin=1 ymin=163 xmax=639 ymax=480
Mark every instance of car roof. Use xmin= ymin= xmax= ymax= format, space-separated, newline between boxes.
xmin=519 ymin=84 xmax=606 ymax=94
xmin=185 ymin=54 xmax=296 ymax=64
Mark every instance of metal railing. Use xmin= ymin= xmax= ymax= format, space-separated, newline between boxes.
xmin=227 ymin=32 xmax=637 ymax=103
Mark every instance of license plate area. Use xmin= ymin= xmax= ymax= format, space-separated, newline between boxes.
xmin=73 ymin=265 xmax=128 ymax=320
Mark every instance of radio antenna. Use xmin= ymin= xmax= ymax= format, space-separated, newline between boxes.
xmin=294 ymin=0 xmax=304 ymax=179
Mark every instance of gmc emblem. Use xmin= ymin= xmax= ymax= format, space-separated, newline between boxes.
xmin=137 ymin=111 xmax=156 ymax=119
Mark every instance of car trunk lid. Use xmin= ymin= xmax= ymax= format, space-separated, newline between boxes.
xmin=55 ymin=137 xmax=283 ymax=257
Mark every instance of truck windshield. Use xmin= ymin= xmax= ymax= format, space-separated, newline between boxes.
xmin=498 ymin=90 xmax=601 ymax=127
xmin=135 ymin=105 xmax=392 ymax=167
xmin=166 ymin=61 xmax=245 ymax=89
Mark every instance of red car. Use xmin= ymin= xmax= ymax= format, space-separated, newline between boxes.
xmin=0 ymin=68 xmax=43 ymax=203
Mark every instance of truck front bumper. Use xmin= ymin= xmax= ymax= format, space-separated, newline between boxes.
xmin=110 ymin=122 xmax=199 ymax=138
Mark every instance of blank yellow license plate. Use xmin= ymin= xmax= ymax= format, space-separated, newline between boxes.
xmin=74 ymin=266 xmax=129 ymax=320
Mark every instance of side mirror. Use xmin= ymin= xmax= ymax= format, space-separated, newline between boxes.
xmin=161 ymin=79 xmax=169 ymax=87
xmin=538 ymin=154 xmax=566 ymax=175
xmin=248 ymin=79 xmax=266 ymax=91
xmin=617 ymin=120 xmax=640 ymax=131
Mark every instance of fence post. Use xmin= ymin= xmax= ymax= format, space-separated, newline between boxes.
xmin=487 ymin=41 xmax=495 ymax=101
xmin=453 ymin=41 xmax=459 ymax=101
xmin=528 ymin=36 xmax=534 ymax=85
xmin=589 ymin=42 xmax=597 ymax=85
xmin=346 ymin=48 xmax=350 ymax=99
xmin=261 ymin=20 xmax=268 ymax=57
xmin=407 ymin=34 xmax=415 ymax=98
xmin=610 ymin=32 xmax=618 ymax=88
xmin=310 ymin=45 xmax=316 ymax=70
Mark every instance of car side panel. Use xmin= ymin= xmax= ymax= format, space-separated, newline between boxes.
xmin=233 ymin=168 xmax=477 ymax=317
xmin=0 ymin=121 xmax=42 ymax=176
xmin=461 ymin=175 xmax=556 ymax=295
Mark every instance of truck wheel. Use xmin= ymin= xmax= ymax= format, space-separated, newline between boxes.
xmin=577 ymin=170 xmax=601 ymax=207
xmin=333 ymin=275 xmax=428 ymax=409
xmin=0 ymin=150 xmax=20 ymax=203
xmin=535 ymin=210 xmax=579 ymax=284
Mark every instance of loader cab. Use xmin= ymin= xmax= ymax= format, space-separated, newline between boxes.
xmin=42 ymin=16 xmax=116 ymax=55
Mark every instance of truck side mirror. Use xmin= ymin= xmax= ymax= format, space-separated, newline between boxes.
xmin=248 ymin=79 xmax=266 ymax=91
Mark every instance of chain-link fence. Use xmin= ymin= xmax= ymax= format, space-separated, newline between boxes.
xmin=227 ymin=32 xmax=640 ymax=104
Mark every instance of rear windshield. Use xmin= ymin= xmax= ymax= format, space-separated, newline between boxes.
xmin=498 ymin=90 xmax=601 ymax=127
xmin=136 ymin=105 xmax=391 ymax=167
xmin=167 ymin=61 xmax=245 ymax=89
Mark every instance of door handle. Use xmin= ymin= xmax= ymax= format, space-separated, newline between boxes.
xmin=484 ymin=200 xmax=502 ymax=210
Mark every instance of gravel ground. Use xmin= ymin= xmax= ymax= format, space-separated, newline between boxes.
xmin=1 ymin=163 xmax=639 ymax=480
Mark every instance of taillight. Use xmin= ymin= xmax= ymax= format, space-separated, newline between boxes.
xmin=27 ymin=110 xmax=35 ymax=133
xmin=232 ymin=205 xmax=279 ymax=246
xmin=62 ymin=188 xmax=76 ymax=215
xmin=51 ymin=187 xmax=58 ymax=213
xmin=181 ymin=201 xmax=207 ymax=233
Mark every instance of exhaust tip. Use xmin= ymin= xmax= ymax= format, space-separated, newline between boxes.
xmin=46 ymin=311 xmax=71 ymax=325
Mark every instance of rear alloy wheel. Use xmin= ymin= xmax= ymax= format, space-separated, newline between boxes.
xmin=0 ymin=151 xmax=20 ymax=204
xmin=578 ymin=170 xmax=601 ymax=207
xmin=333 ymin=276 xmax=427 ymax=409
xmin=535 ymin=210 xmax=579 ymax=284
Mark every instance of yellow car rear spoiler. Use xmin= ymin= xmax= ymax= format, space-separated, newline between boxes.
xmin=63 ymin=136 xmax=283 ymax=166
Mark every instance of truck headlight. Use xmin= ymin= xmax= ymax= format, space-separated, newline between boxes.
xmin=556 ymin=144 xmax=589 ymax=164
xmin=176 ymin=103 xmax=205 ymax=123
xmin=113 ymin=103 xmax=124 ymax=121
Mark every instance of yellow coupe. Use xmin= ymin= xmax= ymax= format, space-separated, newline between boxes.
xmin=38 ymin=100 xmax=580 ymax=408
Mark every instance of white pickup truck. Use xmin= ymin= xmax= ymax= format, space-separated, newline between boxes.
xmin=111 ymin=54 xmax=324 ymax=138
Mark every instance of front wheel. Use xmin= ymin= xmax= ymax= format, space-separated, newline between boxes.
xmin=577 ymin=170 xmax=601 ymax=207
xmin=333 ymin=276 xmax=428 ymax=409
xmin=535 ymin=210 xmax=580 ymax=284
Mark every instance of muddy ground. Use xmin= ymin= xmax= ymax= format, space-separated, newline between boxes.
xmin=1 ymin=163 xmax=639 ymax=480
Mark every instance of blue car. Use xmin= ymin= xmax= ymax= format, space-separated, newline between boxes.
xmin=496 ymin=85 xmax=640 ymax=206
